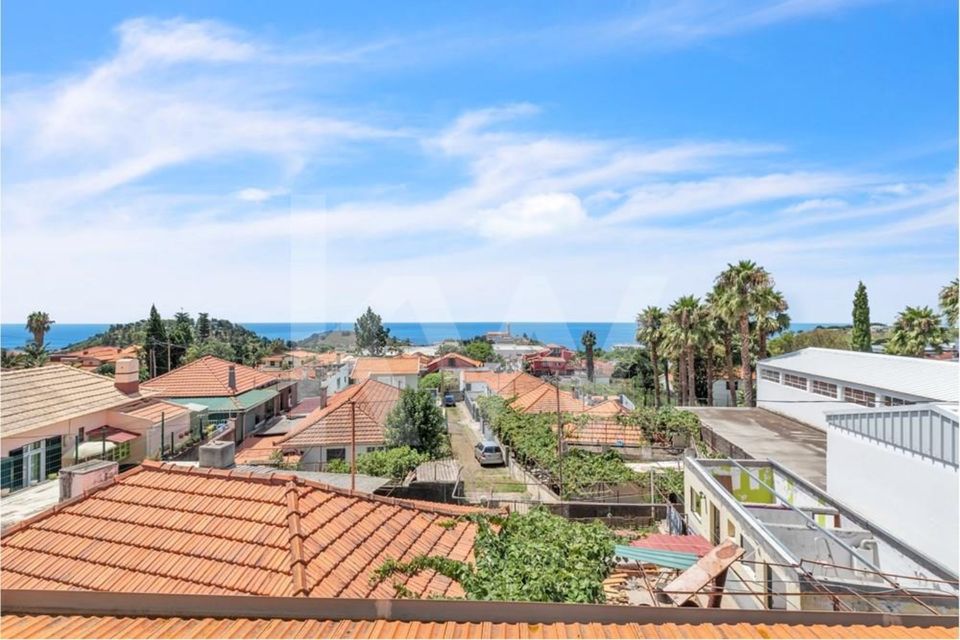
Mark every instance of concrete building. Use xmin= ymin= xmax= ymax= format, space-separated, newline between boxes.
xmin=824 ymin=403 xmax=958 ymax=573
xmin=756 ymin=348 xmax=958 ymax=431
xmin=683 ymin=456 xmax=958 ymax=613
xmin=350 ymin=356 xmax=422 ymax=389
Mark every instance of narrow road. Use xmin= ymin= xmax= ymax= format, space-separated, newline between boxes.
xmin=446 ymin=403 xmax=527 ymax=499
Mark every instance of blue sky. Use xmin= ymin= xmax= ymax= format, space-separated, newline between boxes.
xmin=2 ymin=1 xmax=957 ymax=324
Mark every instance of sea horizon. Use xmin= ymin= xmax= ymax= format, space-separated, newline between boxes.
xmin=0 ymin=320 xmax=849 ymax=351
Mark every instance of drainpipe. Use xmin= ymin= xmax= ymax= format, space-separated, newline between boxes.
xmin=160 ymin=412 xmax=165 ymax=461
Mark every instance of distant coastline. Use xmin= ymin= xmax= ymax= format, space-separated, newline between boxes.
xmin=0 ymin=321 xmax=846 ymax=351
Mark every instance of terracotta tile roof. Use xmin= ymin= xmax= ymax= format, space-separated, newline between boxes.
xmin=462 ymin=371 xmax=544 ymax=398
xmin=351 ymin=357 xmax=422 ymax=382
xmin=234 ymin=434 xmax=300 ymax=465
xmin=584 ymin=400 xmax=629 ymax=416
xmin=426 ymin=353 xmax=483 ymax=369
xmin=289 ymin=396 xmax=327 ymax=416
xmin=141 ymin=356 xmax=279 ymax=397
xmin=1 ymin=460 xmax=482 ymax=599
xmin=1 ymin=614 xmax=953 ymax=639
xmin=0 ymin=365 xmax=153 ymax=438
xmin=560 ymin=418 xmax=644 ymax=447
xmin=511 ymin=384 xmax=584 ymax=414
xmin=119 ymin=399 xmax=191 ymax=424
xmin=280 ymin=380 xmax=401 ymax=449
xmin=59 ymin=345 xmax=141 ymax=363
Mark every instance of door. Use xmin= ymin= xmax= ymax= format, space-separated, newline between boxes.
xmin=24 ymin=441 xmax=44 ymax=486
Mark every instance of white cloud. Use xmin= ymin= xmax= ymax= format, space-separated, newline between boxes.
xmin=236 ymin=188 xmax=284 ymax=203
xmin=782 ymin=198 xmax=847 ymax=213
xmin=475 ymin=193 xmax=588 ymax=240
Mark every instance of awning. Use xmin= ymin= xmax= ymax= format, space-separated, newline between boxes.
xmin=86 ymin=426 xmax=140 ymax=444
xmin=77 ymin=440 xmax=116 ymax=460
xmin=614 ymin=544 xmax=700 ymax=570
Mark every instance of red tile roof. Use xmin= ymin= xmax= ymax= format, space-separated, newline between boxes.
xmin=560 ymin=418 xmax=644 ymax=447
xmin=1 ymin=460 xmax=482 ymax=599
xmin=510 ymin=384 xmax=584 ymax=414
xmin=234 ymin=434 xmax=300 ymax=465
xmin=1 ymin=614 xmax=952 ymax=639
xmin=425 ymin=353 xmax=483 ymax=371
xmin=141 ymin=356 xmax=279 ymax=397
xmin=462 ymin=371 xmax=544 ymax=398
xmin=351 ymin=357 xmax=422 ymax=382
xmin=119 ymin=399 xmax=191 ymax=424
xmin=584 ymin=399 xmax=629 ymax=416
xmin=59 ymin=346 xmax=141 ymax=363
xmin=288 ymin=396 xmax=327 ymax=416
xmin=280 ymin=380 xmax=400 ymax=448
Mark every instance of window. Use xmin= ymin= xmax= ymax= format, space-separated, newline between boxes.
xmin=326 ymin=448 xmax=346 ymax=461
xmin=77 ymin=427 xmax=85 ymax=443
xmin=689 ymin=488 xmax=704 ymax=518
xmin=760 ymin=369 xmax=780 ymax=383
xmin=883 ymin=396 xmax=911 ymax=406
xmin=810 ymin=380 xmax=838 ymax=398
xmin=782 ymin=373 xmax=807 ymax=390
xmin=843 ymin=387 xmax=876 ymax=407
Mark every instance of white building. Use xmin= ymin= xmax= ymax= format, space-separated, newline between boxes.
xmin=756 ymin=348 xmax=958 ymax=431
xmin=683 ymin=456 xmax=958 ymax=613
xmin=825 ymin=403 xmax=958 ymax=573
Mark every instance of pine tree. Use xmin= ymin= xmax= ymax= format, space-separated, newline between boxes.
xmin=196 ymin=312 xmax=211 ymax=341
xmin=851 ymin=281 xmax=871 ymax=352
xmin=354 ymin=306 xmax=390 ymax=355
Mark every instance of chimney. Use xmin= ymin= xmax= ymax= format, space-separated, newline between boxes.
xmin=228 ymin=365 xmax=237 ymax=391
xmin=198 ymin=440 xmax=235 ymax=469
xmin=59 ymin=460 xmax=118 ymax=502
xmin=114 ymin=357 xmax=140 ymax=394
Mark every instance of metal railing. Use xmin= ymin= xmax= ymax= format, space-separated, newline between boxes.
xmin=827 ymin=406 xmax=959 ymax=468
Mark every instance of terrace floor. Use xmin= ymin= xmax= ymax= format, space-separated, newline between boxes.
xmin=688 ymin=407 xmax=827 ymax=488
xmin=1 ymin=480 xmax=60 ymax=531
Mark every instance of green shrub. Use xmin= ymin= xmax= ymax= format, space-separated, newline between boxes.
xmin=356 ymin=446 xmax=427 ymax=480
xmin=325 ymin=458 xmax=350 ymax=473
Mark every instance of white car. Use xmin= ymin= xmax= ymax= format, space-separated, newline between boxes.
xmin=474 ymin=440 xmax=504 ymax=466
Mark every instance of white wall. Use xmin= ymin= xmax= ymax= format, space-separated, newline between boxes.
xmin=370 ymin=374 xmax=419 ymax=390
xmin=827 ymin=428 xmax=959 ymax=574
xmin=757 ymin=378 xmax=859 ymax=431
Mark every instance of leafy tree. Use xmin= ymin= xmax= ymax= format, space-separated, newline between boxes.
xmin=196 ymin=312 xmax=211 ymax=341
xmin=580 ymin=331 xmax=597 ymax=383
xmin=463 ymin=338 xmax=494 ymax=363
xmin=184 ymin=338 xmax=236 ymax=362
xmin=357 ymin=446 xmax=427 ymax=480
xmin=95 ymin=362 xmax=116 ymax=377
xmin=145 ymin=305 xmax=167 ymax=376
xmin=886 ymin=306 xmax=946 ymax=357
xmin=715 ymin=261 xmax=773 ymax=406
xmin=21 ymin=342 xmax=49 ymax=368
xmin=385 ymin=388 xmax=446 ymax=456
xmin=25 ymin=311 xmax=54 ymax=348
xmin=435 ymin=342 xmax=460 ymax=356
xmin=769 ymin=328 xmax=850 ymax=356
xmin=419 ymin=371 xmax=459 ymax=391
xmin=354 ymin=306 xmax=390 ymax=356
xmin=850 ymin=281 xmax=872 ymax=352
xmin=1 ymin=348 xmax=24 ymax=369
xmin=168 ymin=311 xmax=194 ymax=368
xmin=372 ymin=508 xmax=617 ymax=603
xmin=636 ymin=306 xmax=665 ymax=407
xmin=940 ymin=279 xmax=959 ymax=330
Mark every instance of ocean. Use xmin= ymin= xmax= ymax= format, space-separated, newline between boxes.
xmin=0 ymin=321 xmax=842 ymax=351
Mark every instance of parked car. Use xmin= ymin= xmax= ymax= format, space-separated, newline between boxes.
xmin=474 ymin=439 xmax=504 ymax=466
xmin=443 ymin=393 xmax=456 ymax=407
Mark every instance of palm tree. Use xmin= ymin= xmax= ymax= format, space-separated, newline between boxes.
xmin=581 ymin=330 xmax=597 ymax=383
xmin=636 ymin=307 xmax=665 ymax=407
xmin=706 ymin=287 xmax=738 ymax=407
xmin=25 ymin=311 xmax=54 ymax=348
xmin=715 ymin=261 xmax=773 ymax=407
xmin=22 ymin=342 xmax=49 ymax=368
xmin=940 ymin=279 xmax=959 ymax=331
xmin=886 ymin=306 xmax=946 ymax=357
xmin=665 ymin=296 xmax=702 ymax=406
xmin=752 ymin=287 xmax=790 ymax=360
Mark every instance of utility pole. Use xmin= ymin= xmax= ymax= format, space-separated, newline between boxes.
xmin=349 ymin=399 xmax=356 ymax=492
xmin=555 ymin=377 xmax=563 ymax=499
xmin=167 ymin=341 xmax=172 ymax=373
xmin=160 ymin=412 xmax=165 ymax=461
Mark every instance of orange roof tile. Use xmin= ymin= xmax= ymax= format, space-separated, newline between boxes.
xmin=141 ymin=356 xmax=280 ymax=397
xmin=0 ymin=460 xmax=482 ymax=600
xmin=59 ymin=345 xmax=141 ymax=363
xmin=426 ymin=353 xmax=483 ymax=370
xmin=584 ymin=400 xmax=629 ymax=416
xmin=351 ymin=357 xmax=422 ymax=382
xmin=0 ymin=614 xmax=953 ymax=639
xmin=510 ymin=384 xmax=584 ymax=414
xmin=280 ymin=380 xmax=400 ymax=448
xmin=462 ymin=371 xmax=544 ymax=398
xmin=234 ymin=435 xmax=300 ymax=465
xmin=560 ymin=418 xmax=644 ymax=447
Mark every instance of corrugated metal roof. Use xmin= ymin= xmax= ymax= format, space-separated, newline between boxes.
xmin=759 ymin=348 xmax=958 ymax=402
xmin=614 ymin=544 xmax=699 ymax=570
xmin=2 ymin=614 xmax=954 ymax=639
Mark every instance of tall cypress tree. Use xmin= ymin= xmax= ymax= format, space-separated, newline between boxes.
xmin=851 ymin=281 xmax=871 ymax=352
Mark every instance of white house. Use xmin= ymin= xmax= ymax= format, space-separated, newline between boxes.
xmin=756 ymin=348 xmax=958 ymax=431
xmin=350 ymin=356 xmax=422 ymax=390
xmin=824 ymin=403 xmax=958 ymax=573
